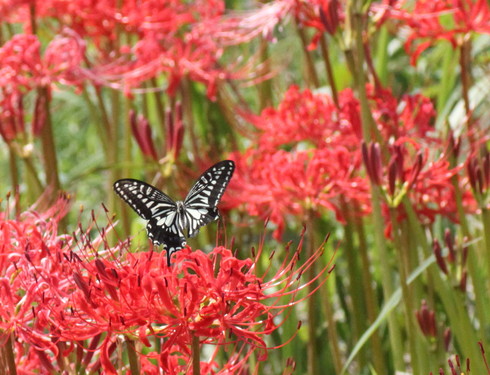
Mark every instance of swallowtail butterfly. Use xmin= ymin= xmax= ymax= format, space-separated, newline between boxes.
xmin=114 ymin=160 xmax=235 ymax=265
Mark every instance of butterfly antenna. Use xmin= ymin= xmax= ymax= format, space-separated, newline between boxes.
xmin=217 ymin=214 xmax=229 ymax=248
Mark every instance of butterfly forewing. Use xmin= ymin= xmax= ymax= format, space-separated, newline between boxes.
xmin=184 ymin=160 xmax=235 ymax=237
xmin=114 ymin=179 xmax=186 ymax=256
xmin=114 ymin=179 xmax=176 ymax=220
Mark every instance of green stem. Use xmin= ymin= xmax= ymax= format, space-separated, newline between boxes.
xmin=5 ymin=333 xmax=17 ymax=375
xmin=388 ymin=208 xmax=422 ymax=374
xmin=371 ymin=189 xmax=405 ymax=370
xmin=295 ymin=19 xmax=320 ymax=88
xmin=180 ymin=78 xmax=200 ymax=163
xmin=481 ymin=207 xmax=490 ymax=278
xmin=402 ymin=198 xmax=486 ymax=373
xmin=191 ymin=333 xmax=200 ymax=375
xmin=8 ymin=145 xmax=20 ymax=214
xmin=319 ymin=34 xmax=339 ymax=107
xmin=108 ymin=88 xmax=121 ymax=244
xmin=342 ymin=206 xmax=367 ymax=367
xmin=122 ymin=97 xmax=132 ymax=237
xmin=374 ymin=25 xmax=389 ymax=86
xmin=459 ymin=38 xmax=473 ymax=145
xmin=150 ymin=77 xmax=166 ymax=137
xmin=305 ymin=211 xmax=319 ymax=375
xmin=125 ymin=337 xmax=140 ymax=374
xmin=346 ymin=0 xmax=403 ymax=369
xmin=38 ymin=86 xmax=61 ymax=195
xmin=449 ymin=170 xmax=489 ymax=333
xmin=320 ymin=280 xmax=344 ymax=373
xmin=258 ymin=36 xmax=273 ymax=110
xmin=353 ymin=210 xmax=386 ymax=374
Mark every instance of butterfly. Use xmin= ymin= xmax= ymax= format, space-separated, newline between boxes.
xmin=113 ymin=160 xmax=235 ymax=265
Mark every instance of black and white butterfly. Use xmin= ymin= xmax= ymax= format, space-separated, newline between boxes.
xmin=114 ymin=160 xmax=235 ymax=265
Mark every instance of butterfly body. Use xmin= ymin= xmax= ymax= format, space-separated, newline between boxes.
xmin=114 ymin=160 xmax=235 ymax=265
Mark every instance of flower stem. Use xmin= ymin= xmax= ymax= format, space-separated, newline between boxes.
xmin=295 ymin=19 xmax=320 ymax=88
xmin=8 ymin=145 xmax=20 ymax=214
xmin=347 ymin=0 xmax=402 ymax=369
xmin=319 ymin=34 xmax=339 ymax=107
xmin=459 ymin=38 xmax=473 ymax=145
xmin=320 ymin=281 xmax=343 ymax=373
xmin=192 ymin=333 xmax=200 ymax=375
xmin=258 ymin=36 xmax=273 ymax=110
xmin=449 ymin=169 xmax=489 ymax=333
xmin=402 ymin=199 xmax=486 ymax=373
xmin=388 ymin=207 xmax=423 ymax=374
xmin=371 ymin=189 xmax=404 ymax=370
xmin=38 ymin=86 xmax=61 ymax=196
xmin=125 ymin=337 xmax=140 ymax=374
xmin=305 ymin=210 xmax=319 ymax=375
xmin=5 ymin=333 xmax=17 ymax=375
xmin=352 ymin=210 xmax=386 ymax=374
xmin=342 ymin=207 xmax=367 ymax=366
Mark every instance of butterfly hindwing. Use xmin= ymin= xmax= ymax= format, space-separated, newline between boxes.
xmin=184 ymin=160 xmax=235 ymax=237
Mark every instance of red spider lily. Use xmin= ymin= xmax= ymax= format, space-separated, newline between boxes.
xmin=247 ymin=85 xmax=359 ymax=150
xmin=0 ymin=198 xmax=333 ymax=374
xmin=363 ymin=140 xmax=475 ymax=227
xmin=0 ymin=32 xmax=86 ymax=90
xmin=366 ymin=85 xmax=438 ymax=144
xmin=0 ymin=32 xmax=86 ymax=141
xmin=2 ymin=1 xmax=232 ymax=98
xmin=228 ymin=148 xmax=370 ymax=239
xmin=247 ymin=85 xmax=437 ymax=152
xmin=55 ymin=237 xmax=333 ymax=374
xmin=383 ymin=0 xmax=490 ymax=64
xmin=199 ymin=0 xmax=344 ymax=50
xmin=228 ymin=84 xmax=439 ymax=238
xmin=0 ymin=198 xmax=74 ymax=372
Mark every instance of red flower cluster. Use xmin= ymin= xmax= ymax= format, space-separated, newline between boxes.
xmin=197 ymin=0 xmax=344 ymax=50
xmin=0 ymin=32 xmax=86 ymax=142
xmin=0 ymin=1 xmax=234 ymax=99
xmin=0 ymin=199 xmax=73 ymax=371
xmin=381 ymin=0 xmax=490 ymax=63
xmin=0 ymin=200 xmax=332 ymax=374
xmin=228 ymin=84 xmax=468 ymax=238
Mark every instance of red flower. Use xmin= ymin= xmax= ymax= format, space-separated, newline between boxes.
xmin=248 ymin=85 xmax=358 ymax=150
xmin=384 ymin=0 xmax=490 ymax=64
xmin=0 ymin=199 xmax=73 ymax=372
xmin=227 ymin=84 xmax=439 ymax=238
xmin=228 ymin=147 xmax=370 ymax=239
xmin=0 ymin=33 xmax=86 ymax=90
xmin=57 ymin=240 xmax=332 ymax=374
xmin=363 ymin=140 xmax=475 ymax=227
xmin=0 ymin=32 xmax=86 ymax=141
xmin=199 ymin=0 xmax=345 ymax=50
